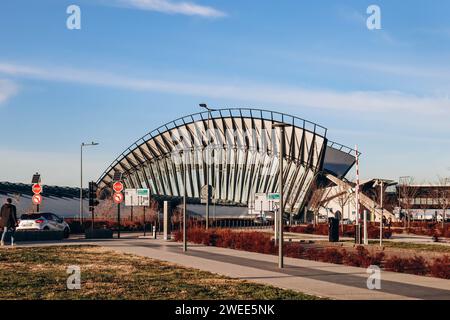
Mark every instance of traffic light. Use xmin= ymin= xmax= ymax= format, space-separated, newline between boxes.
xmin=89 ymin=181 xmax=99 ymax=209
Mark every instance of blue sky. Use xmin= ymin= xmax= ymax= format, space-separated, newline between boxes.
xmin=0 ymin=0 xmax=449 ymax=186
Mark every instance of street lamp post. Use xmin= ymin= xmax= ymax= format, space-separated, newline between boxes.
xmin=80 ymin=142 xmax=99 ymax=224
xmin=373 ymin=179 xmax=396 ymax=247
xmin=199 ymin=103 xmax=216 ymax=230
xmin=273 ymin=123 xmax=286 ymax=269
xmin=355 ymin=145 xmax=360 ymax=244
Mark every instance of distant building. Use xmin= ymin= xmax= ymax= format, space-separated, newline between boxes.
xmin=395 ymin=184 xmax=450 ymax=221
xmin=314 ymin=182 xmax=450 ymax=223
xmin=0 ymin=182 xmax=87 ymax=218
xmin=315 ymin=179 xmax=396 ymax=223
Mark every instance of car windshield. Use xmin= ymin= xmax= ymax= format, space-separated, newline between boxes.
xmin=20 ymin=213 xmax=44 ymax=220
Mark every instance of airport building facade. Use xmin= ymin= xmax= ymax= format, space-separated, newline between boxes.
xmin=97 ymin=108 xmax=357 ymax=216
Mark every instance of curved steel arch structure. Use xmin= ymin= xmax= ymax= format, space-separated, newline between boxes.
xmin=97 ymin=108 xmax=352 ymax=213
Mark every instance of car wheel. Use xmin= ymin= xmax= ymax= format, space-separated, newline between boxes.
xmin=43 ymin=227 xmax=50 ymax=231
xmin=63 ymin=228 xmax=70 ymax=238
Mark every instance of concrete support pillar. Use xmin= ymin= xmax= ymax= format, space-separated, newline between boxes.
xmin=163 ymin=201 xmax=170 ymax=240
xmin=304 ymin=207 xmax=307 ymax=224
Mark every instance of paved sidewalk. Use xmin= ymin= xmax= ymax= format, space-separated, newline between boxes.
xmin=18 ymin=237 xmax=450 ymax=300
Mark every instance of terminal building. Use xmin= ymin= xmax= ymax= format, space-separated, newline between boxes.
xmin=96 ymin=108 xmax=366 ymax=221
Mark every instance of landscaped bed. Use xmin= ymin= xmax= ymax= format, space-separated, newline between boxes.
xmin=0 ymin=245 xmax=319 ymax=300
xmin=173 ymin=228 xmax=450 ymax=279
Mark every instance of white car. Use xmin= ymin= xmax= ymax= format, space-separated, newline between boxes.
xmin=17 ymin=212 xmax=71 ymax=238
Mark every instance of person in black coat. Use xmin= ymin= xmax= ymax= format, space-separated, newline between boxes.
xmin=0 ymin=198 xmax=18 ymax=246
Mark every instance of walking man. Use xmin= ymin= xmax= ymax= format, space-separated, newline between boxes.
xmin=0 ymin=198 xmax=18 ymax=246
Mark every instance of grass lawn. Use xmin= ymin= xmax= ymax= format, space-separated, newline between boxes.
xmin=337 ymin=240 xmax=450 ymax=254
xmin=368 ymin=241 xmax=450 ymax=253
xmin=0 ymin=245 xmax=319 ymax=300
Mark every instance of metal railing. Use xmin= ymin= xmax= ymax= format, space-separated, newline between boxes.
xmin=327 ymin=140 xmax=361 ymax=156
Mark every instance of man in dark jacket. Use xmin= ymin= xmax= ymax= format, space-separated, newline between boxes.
xmin=0 ymin=198 xmax=18 ymax=246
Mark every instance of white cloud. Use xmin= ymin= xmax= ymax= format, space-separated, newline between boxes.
xmin=0 ymin=61 xmax=449 ymax=115
xmin=0 ymin=79 xmax=18 ymax=104
xmin=112 ymin=0 xmax=226 ymax=17
xmin=276 ymin=52 xmax=450 ymax=84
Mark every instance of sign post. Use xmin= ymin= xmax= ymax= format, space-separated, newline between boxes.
xmin=32 ymin=182 xmax=43 ymax=212
xmin=268 ymin=193 xmax=280 ymax=243
xmin=140 ymin=189 xmax=150 ymax=236
xmin=273 ymin=123 xmax=286 ymax=269
xmin=32 ymin=194 xmax=42 ymax=209
xmin=355 ymin=145 xmax=361 ymax=244
xmin=113 ymin=181 xmax=124 ymax=239
xmin=117 ymin=203 xmax=121 ymax=238
xmin=125 ymin=189 xmax=150 ymax=236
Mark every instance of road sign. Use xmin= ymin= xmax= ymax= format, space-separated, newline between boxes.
xmin=32 ymin=183 xmax=42 ymax=194
xmin=32 ymin=194 xmax=42 ymax=205
xmin=137 ymin=189 xmax=150 ymax=206
xmin=31 ymin=173 xmax=41 ymax=184
xmin=113 ymin=192 xmax=124 ymax=204
xmin=125 ymin=189 xmax=137 ymax=206
xmin=125 ymin=189 xmax=150 ymax=206
xmin=268 ymin=193 xmax=280 ymax=201
xmin=113 ymin=181 xmax=124 ymax=193
xmin=254 ymin=193 xmax=270 ymax=212
xmin=113 ymin=171 xmax=123 ymax=182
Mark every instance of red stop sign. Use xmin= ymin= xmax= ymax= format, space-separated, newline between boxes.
xmin=32 ymin=183 xmax=42 ymax=194
xmin=113 ymin=181 xmax=124 ymax=193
